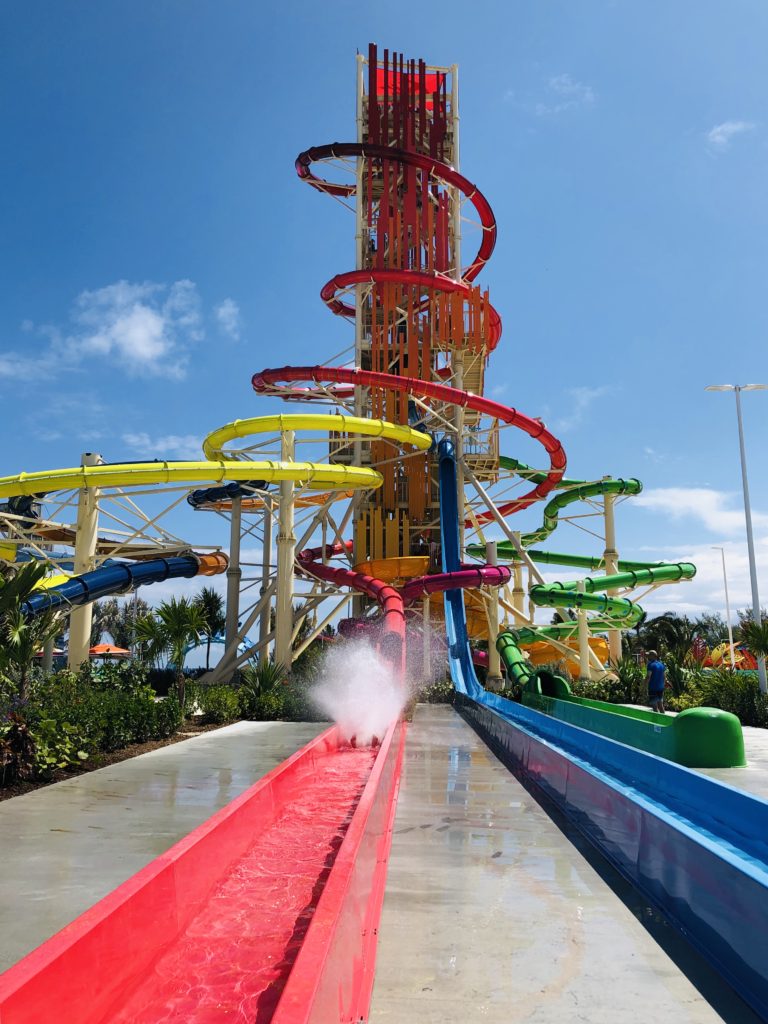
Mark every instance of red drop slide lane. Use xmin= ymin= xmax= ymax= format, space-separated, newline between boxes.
xmin=297 ymin=542 xmax=510 ymax=672
xmin=297 ymin=542 xmax=406 ymax=674
xmin=0 ymin=723 xmax=406 ymax=1024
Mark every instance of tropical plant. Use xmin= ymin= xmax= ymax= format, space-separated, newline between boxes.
xmin=90 ymin=596 xmax=151 ymax=648
xmin=238 ymin=661 xmax=288 ymax=719
xmin=691 ymin=612 xmax=728 ymax=648
xmin=737 ymin=620 xmax=768 ymax=661
xmin=0 ymin=562 xmax=62 ymax=700
xmin=194 ymin=587 xmax=226 ymax=670
xmin=134 ymin=597 xmax=206 ymax=708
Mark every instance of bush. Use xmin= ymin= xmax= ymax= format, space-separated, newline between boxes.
xmin=196 ymin=685 xmax=240 ymax=724
xmin=30 ymin=718 xmax=89 ymax=778
xmin=244 ymin=688 xmax=294 ymax=722
xmin=416 ymin=677 xmax=455 ymax=704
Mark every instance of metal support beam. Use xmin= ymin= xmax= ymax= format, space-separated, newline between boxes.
xmin=68 ymin=452 xmax=101 ymax=669
xmin=577 ymin=579 xmax=592 ymax=681
xmin=224 ymin=495 xmax=242 ymax=671
xmin=603 ymin=490 xmax=622 ymax=665
xmin=485 ymin=541 xmax=503 ymax=689
xmin=259 ymin=497 xmax=273 ymax=665
xmin=422 ymin=595 xmax=432 ymax=682
xmin=275 ymin=430 xmax=296 ymax=670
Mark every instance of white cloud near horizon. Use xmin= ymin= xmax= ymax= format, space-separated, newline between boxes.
xmin=634 ymin=486 xmax=768 ymax=535
xmin=706 ymin=120 xmax=755 ymax=151
xmin=1 ymin=279 xmax=239 ymax=382
xmin=122 ymin=431 xmax=203 ymax=460
xmin=214 ymin=298 xmax=242 ymax=341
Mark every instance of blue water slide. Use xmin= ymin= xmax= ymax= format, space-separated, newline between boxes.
xmin=187 ymin=480 xmax=268 ymax=508
xmin=22 ymin=556 xmax=201 ymax=618
xmin=437 ymin=437 xmax=484 ymax=700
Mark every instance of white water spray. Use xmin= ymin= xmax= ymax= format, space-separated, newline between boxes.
xmin=311 ymin=639 xmax=406 ymax=745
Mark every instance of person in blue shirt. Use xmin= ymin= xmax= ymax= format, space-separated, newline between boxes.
xmin=645 ymin=650 xmax=666 ymax=713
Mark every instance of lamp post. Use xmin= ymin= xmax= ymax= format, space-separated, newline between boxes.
xmin=705 ymin=384 xmax=767 ymax=692
xmin=711 ymin=546 xmax=736 ymax=670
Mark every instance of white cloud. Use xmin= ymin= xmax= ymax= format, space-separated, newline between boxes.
xmin=122 ymin=431 xmax=202 ymax=460
xmin=64 ymin=280 xmax=202 ymax=378
xmin=0 ymin=280 xmax=238 ymax=383
xmin=552 ymin=386 xmax=609 ymax=432
xmin=535 ymin=74 xmax=595 ymax=115
xmin=0 ymin=352 xmax=47 ymax=379
xmin=634 ymin=487 xmax=768 ymax=535
xmin=636 ymin=539 xmax=768 ymax=620
xmin=214 ymin=298 xmax=242 ymax=341
xmin=706 ymin=120 xmax=755 ymax=151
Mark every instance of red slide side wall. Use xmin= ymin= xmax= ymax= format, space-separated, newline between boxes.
xmin=0 ymin=728 xmax=340 ymax=1024
xmin=273 ymin=719 xmax=406 ymax=1024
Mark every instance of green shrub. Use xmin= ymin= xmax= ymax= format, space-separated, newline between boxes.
xmin=417 ymin=677 xmax=455 ymax=704
xmin=31 ymin=718 xmax=89 ymax=778
xmin=197 ymin=685 xmax=240 ymax=724
xmin=246 ymin=688 xmax=292 ymax=721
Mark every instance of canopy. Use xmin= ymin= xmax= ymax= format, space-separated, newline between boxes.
xmin=89 ymin=643 xmax=131 ymax=658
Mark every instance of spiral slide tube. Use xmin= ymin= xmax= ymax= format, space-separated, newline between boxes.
xmin=254 ymin=366 xmax=567 ymax=517
xmin=297 ymin=541 xmax=408 ymax=670
xmin=23 ymin=553 xmax=228 ymax=619
xmin=0 ymin=459 xmax=381 ymax=499
xmin=11 ymin=415 xmax=429 ymax=631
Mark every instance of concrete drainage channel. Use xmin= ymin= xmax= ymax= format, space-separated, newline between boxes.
xmin=456 ymin=693 xmax=768 ymax=1020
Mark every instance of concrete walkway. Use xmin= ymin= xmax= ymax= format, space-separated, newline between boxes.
xmin=699 ymin=726 xmax=768 ymax=799
xmin=0 ymin=720 xmax=324 ymax=972
xmin=369 ymin=705 xmax=759 ymax=1024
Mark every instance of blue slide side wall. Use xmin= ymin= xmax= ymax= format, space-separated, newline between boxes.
xmin=437 ymin=436 xmax=768 ymax=1015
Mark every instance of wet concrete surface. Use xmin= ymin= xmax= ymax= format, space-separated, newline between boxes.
xmin=369 ymin=705 xmax=759 ymax=1024
xmin=698 ymin=726 xmax=768 ymax=799
xmin=0 ymin=720 xmax=324 ymax=972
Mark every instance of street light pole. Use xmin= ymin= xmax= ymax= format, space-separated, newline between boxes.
xmin=711 ymin=546 xmax=736 ymax=670
xmin=705 ymin=384 xmax=767 ymax=692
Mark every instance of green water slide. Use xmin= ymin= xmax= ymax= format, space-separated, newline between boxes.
xmin=493 ymin=649 xmax=745 ymax=768
xmin=468 ymin=462 xmax=743 ymax=768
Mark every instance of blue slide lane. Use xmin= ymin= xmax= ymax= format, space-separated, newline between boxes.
xmin=437 ymin=436 xmax=768 ymax=1016
xmin=437 ymin=437 xmax=484 ymax=700
xmin=22 ymin=556 xmax=201 ymax=618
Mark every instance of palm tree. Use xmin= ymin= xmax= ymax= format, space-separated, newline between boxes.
xmin=0 ymin=562 xmax=62 ymax=699
xmin=91 ymin=596 xmax=151 ymax=648
xmin=134 ymin=597 xmax=206 ymax=708
xmin=194 ymin=587 xmax=226 ymax=670
xmin=737 ymin=620 xmax=768 ymax=662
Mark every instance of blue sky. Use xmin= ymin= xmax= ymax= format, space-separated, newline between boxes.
xmin=1 ymin=1 xmax=767 ymax=624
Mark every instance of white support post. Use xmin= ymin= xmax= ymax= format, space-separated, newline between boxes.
xmin=68 ymin=452 xmax=101 ymax=669
xmin=603 ymin=491 xmax=622 ymax=665
xmin=511 ymin=532 xmax=525 ymax=617
xmin=224 ymin=495 xmax=242 ymax=679
xmin=422 ymin=595 xmax=432 ymax=682
xmin=259 ymin=496 xmax=273 ymax=665
xmin=42 ymin=636 xmax=55 ymax=674
xmin=485 ymin=541 xmax=503 ymax=690
xmin=576 ymin=580 xmax=592 ymax=681
xmin=275 ymin=430 xmax=296 ymax=671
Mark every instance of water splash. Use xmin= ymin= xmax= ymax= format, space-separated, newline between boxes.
xmin=311 ymin=639 xmax=405 ymax=745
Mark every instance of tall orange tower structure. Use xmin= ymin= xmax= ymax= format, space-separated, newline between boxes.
xmin=299 ymin=44 xmax=500 ymax=576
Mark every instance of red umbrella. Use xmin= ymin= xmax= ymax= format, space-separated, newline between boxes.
xmin=88 ymin=643 xmax=131 ymax=659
